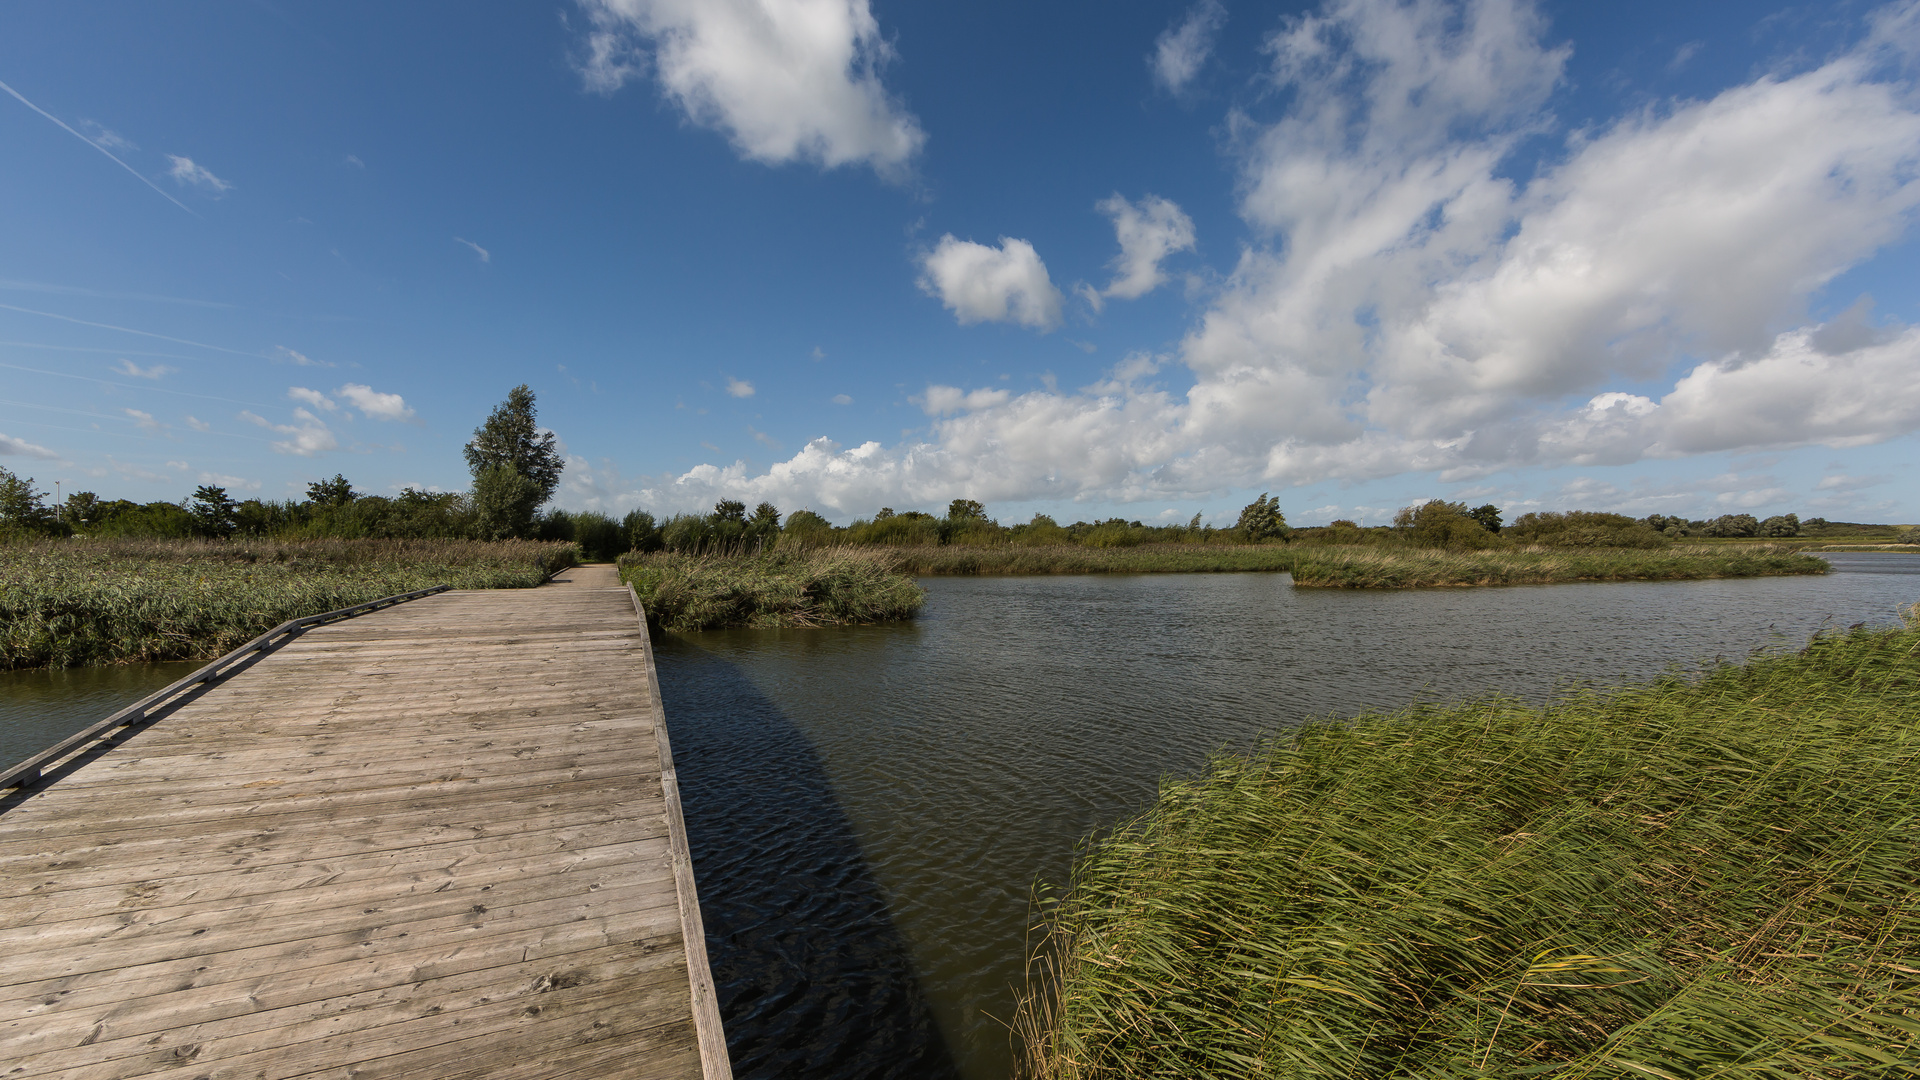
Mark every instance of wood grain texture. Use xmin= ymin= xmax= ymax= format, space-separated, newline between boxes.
xmin=0 ymin=566 xmax=724 ymax=1080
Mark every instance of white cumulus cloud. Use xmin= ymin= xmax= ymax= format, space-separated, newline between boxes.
xmin=919 ymin=235 xmax=1064 ymax=331
xmin=726 ymin=377 xmax=756 ymax=398
xmin=1096 ymin=194 xmax=1197 ymax=302
xmin=614 ymin=0 xmax=1920 ymax=514
xmin=165 ymin=155 xmax=232 ymax=195
xmin=337 ymin=383 xmax=416 ymax=422
xmin=576 ymin=0 xmax=925 ymax=176
xmin=1153 ymin=0 xmax=1226 ymax=93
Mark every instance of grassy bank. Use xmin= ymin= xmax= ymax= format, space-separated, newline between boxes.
xmin=1021 ymin=613 xmax=1920 ymax=1078
xmin=879 ymin=543 xmax=1298 ymax=576
xmin=1 ymin=538 xmax=577 ymax=669
xmin=1289 ymin=543 xmax=1829 ymax=587
xmin=618 ymin=547 xmax=925 ymax=631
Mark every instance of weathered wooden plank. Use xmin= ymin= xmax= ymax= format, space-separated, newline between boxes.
xmin=0 ymin=566 xmax=721 ymax=1079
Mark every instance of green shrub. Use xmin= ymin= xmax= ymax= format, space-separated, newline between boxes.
xmin=618 ymin=547 xmax=924 ymax=630
xmin=1506 ymin=510 xmax=1670 ymax=548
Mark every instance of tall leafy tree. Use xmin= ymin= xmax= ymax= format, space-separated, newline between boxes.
xmin=0 ymin=467 xmax=51 ymax=531
xmin=1236 ymin=493 xmax=1291 ymax=542
xmin=306 ymin=474 xmax=358 ymax=507
xmin=189 ymin=485 xmax=238 ymax=537
xmin=463 ymin=385 xmax=563 ymax=505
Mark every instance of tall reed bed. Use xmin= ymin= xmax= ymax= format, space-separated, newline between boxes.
xmin=1 ymin=538 xmax=577 ymax=669
xmin=878 ymin=543 xmax=1298 ymax=576
xmin=1021 ymin=612 xmax=1920 ymax=1078
xmin=619 ymin=546 xmax=925 ymax=631
xmin=1289 ymin=543 xmax=1828 ymax=587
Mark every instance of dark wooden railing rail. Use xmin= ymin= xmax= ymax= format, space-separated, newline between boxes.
xmin=0 ymin=584 xmax=450 ymax=793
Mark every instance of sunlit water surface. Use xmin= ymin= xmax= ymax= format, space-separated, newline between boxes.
xmin=652 ymin=553 xmax=1920 ymax=1080
xmin=4 ymin=555 xmax=1915 ymax=1079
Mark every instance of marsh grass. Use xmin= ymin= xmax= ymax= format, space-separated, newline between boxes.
xmin=1289 ymin=543 xmax=1829 ymax=587
xmin=618 ymin=546 xmax=925 ymax=631
xmin=882 ymin=543 xmax=1299 ymax=575
xmin=1 ymin=537 xmax=577 ymax=669
xmin=1019 ymin=612 xmax=1920 ymax=1079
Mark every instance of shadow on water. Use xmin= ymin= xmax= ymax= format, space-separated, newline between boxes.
xmin=653 ymin=633 xmax=962 ymax=1080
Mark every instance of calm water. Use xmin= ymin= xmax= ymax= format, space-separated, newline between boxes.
xmin=653 ymin=553 xmax=1920 ymax=1080
xmin=4 ymin=555 xmax=1916 ymax=1078
xmin=0 ymin=660 xmax=198 ymax=769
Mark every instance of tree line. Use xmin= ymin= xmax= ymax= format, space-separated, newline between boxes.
xmin=0 ymin=384 xmax=579 ymax=547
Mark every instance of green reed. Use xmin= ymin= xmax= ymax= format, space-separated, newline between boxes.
xmin=1020 ymin=610 xmax=1920 ymax=1078
xmin=618 ymin=546 xmax=925 ymax=631
xmin=1 ymin=537 xmax=578 ymax=669
xmin=881 ymin=543 xmax=1299 ymax=575
xmin=1288 ymin=543 xmax=1830 ymax=587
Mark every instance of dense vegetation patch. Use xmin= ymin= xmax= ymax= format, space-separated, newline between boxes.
xmin=618 ymin=547 xmax=925 ymax=631
xmin=0 ymin=538 xmax=577 ymax=669
xmin=1022 ymin=613 xmax=1920 ymax=1079
xmin=1288 ymin=543 xmax=1829 ymax=587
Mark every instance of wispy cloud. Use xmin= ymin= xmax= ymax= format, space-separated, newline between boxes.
xmin=345 ymin=154 xmax=365 ymax=168
xmin=198 ymin=471 xmax=260 ymax=491
xmin=0 ymin=302 xmax=261 ymax=358
xmin=288 ymin=387 xmax=337 ymax=412
xmin=274 ymin=345 xmax=331 ymax=367
xmin=240 ymin=408 xmax=338 ymax=456
xmin=112 ymin=359 xmax=175 ymax=379
xmin=726 ymin=377 xmax=756 ymax=398
xmin=124 ymin=408 xmax=166 ymax=434
xmin=165 ymin=154 xmax=233 ymax=195
xmin=77 ymin=119 xmax=135 ymax=151
xmin=0 ymin=78 xmax=194 ymax=213
xmin=0 ymin=278 xmax=232 ymax=308
xmin=336 ymin=383 xmax=416 ymax=422
xmin=454 ymin=237 xmax=490 ymax=263
xmin=832 ymin=393 xmax=853 ymax=405
xmin=185 ymin=415 xmax=211 ymax=432
xmin=1153 ymin=0 xmax=1226 ymax=93
xmin=0 ymin=433 xmax=58 ymax=459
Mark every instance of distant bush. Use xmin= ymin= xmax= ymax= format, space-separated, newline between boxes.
xmin=537 ymin=508 xmax=625 ymax=561
xmin=845 ymin=510 xmax=943 ymax=547
xmin=619 ymin=547 xmax=924 ymax=631
xmin=778 ymin=510 xmax=837 ymax=549
xmin=1704 ymin=513 xmax=1761 ymax=538
xmin=1395 ymin=500 xmax=1505 ymax=551
xmin=1009 ymin=513 xmax=1071 ymax=546
xmin=1079 ymin=520 xmax=1148 ymax=548
xmin=1506 ymin=510 xmax=1669 ymax=549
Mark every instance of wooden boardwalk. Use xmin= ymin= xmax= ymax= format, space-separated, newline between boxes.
xmin=0 ymin=566 xmax=728 ymax=1079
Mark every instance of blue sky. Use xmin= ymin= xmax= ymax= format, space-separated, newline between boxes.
xmin=2 ymin=0 xmax=1916 ymax=526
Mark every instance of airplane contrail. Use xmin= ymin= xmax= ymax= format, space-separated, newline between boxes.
xmin=0 ymin=302 xmax=262 ymax=358
xmin=0 ymin=77 xmax=197 ymax=214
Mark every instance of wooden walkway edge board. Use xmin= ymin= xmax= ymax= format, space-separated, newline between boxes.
xmin=0 ymin=566 xmax=729 ymax=1080
xmin=628 ymin=585 xmax=731 ymax=1080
